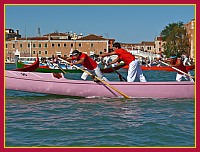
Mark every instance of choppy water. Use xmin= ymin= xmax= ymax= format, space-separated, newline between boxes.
xmin=5 ymin=64 xmax=195 ymax=147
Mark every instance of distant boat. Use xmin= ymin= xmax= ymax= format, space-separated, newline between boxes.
xmin=141 ymin=65 xmax=195 ymax=71
xmin=16 ymin=60 xmax=82 ymax=73
xmin=6 ymin=70 xmax=194 ymax=99
xmin=16 ymin=59 xmax=126 ymax=73
xmin=122 ymin=64 xmax=195 ymax=71
xmin=16 ymin=56 xmax=40 ymax=64
xmin=13 ymin=55 xmax=39 ymax=72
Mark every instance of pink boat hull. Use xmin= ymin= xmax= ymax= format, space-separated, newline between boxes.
xmin=5 ymin=70 xmax=195 ymax=99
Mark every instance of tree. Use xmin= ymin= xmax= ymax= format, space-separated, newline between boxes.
xmin=160 ymin=22 xmax=190 ymax=57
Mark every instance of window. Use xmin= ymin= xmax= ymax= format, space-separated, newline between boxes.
xmin=33 ymin=51 xmax=36 ymax=54
xmin=91 ymin=43 xmax=94 ymax=47
xmin=13 ymin=44 xmax=15 ymax=48
xmin=28 ymin=43 xmax=30 ymax=48
xmin=58 ymin=43 xmax=60 ymax=47
xmin=33 ymin=44 xmax=36 ymax=48
xmin=39 ymin=43 xmax=42 ymax=48
xmin=44 ymin=43 xmax=48 ymax=48
xmin=78 ymin=43 xmax=82 ymax=47
xmin=71 ymin=43 xmax=73 ymax=47
xmin=44 ymin=50 xmax=48 ymax=54
xmin=64 ymin=43 xmax=67 ymax=47
xmin=20 ymin=44 xmax=23 ymax=48
xmin=52 ymin=43 xmax=55 ymax=47
xmin=38 ymin=51 xmax=42 ymax=54
xmin=147 ymin=47 xmax=151 ymax=50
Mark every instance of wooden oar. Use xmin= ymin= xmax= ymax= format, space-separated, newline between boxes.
xmin=159 ymin=60 xmax=194 ymax=80
xmin=55 ymin=64 xmax=67 ymax=74
xmin=58 ymin=57 xmax=130 ymax=99
xmin=107 ymin=64 xmax=127 ymax=81
xmin=47 ymin=60 xmax=67 ymax=74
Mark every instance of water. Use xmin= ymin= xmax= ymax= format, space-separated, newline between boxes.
xmin=5 ymin=64 xmax=195 ymax=147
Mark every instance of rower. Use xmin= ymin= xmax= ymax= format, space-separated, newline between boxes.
xmin=169 ymin=55 xmax=194 ymax=82
xmin=100 ymin=42 xmax=147 ymax=82
xmin=65 ymin=50 xmax=109 ymax=82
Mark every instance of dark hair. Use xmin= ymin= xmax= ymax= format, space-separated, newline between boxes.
xmin=72 ymin=50 xmax=81 ymax=56
xmin=113 ymin=42 xmax=121 ymax=48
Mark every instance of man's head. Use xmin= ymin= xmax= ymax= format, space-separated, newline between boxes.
xmin=113 ymin=42 xmax=121 ymax=49
xmin=72 ymin=50 xmax=81 ymax=57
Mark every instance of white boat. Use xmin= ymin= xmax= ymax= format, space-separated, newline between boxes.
xmin=17 ymin=56 xmax=41 ymax=64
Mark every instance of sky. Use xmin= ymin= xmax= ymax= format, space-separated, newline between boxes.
xmin=5 ymin=5 xmax=195 ymax=43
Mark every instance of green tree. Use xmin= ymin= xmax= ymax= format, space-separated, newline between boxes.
xmin=160 ymin=22 xmax=190 ymax=57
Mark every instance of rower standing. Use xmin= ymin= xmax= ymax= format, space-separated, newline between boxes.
xmin=100 ymin=42 xmax=147 ymax=82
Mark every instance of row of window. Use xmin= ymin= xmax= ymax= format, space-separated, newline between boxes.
xmin=32 ymin=50 xmax=48 ymax=55
xmin=6 ymin=43 xmax=95 ymax=49
xmin=24 ymin=50 xmax=69 ymax=56
xmin=6 ymin=50 xmax=49 ymax=55
xmin=141 ymin=46 xmax=153 ymax=50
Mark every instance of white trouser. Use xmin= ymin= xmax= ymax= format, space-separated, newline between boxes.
xmin=127 ymin=60 xmax=147 ymax=82
xmin=176 ymin=72 xmax=194 ymax=82
xmin=81 ymin=66 xmax=109 ymax=82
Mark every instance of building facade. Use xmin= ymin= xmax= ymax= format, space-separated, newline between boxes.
xmin=121 ymin=41 xmax=156 ymax=54
xmin=154 ymin=36 xmax=165 ymax=54
xmin=5 ymin=32 xmax=111 ymax=62
xmin=184 ymin=19 xmax=195 ymax=59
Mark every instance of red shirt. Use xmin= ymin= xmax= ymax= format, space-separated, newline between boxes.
xmin=175 ymin=59 xmax=188 ymax=74
xmin=115 ymin=48 xmax=135 ymax=65
xmin=72 ymin=53 xmax=97 ymax=70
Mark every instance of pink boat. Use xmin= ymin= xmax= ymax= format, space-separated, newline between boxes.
xmin=5 ymin=70 xmax=194 ymax=99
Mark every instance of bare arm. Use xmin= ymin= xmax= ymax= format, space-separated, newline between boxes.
xmin=60 ymin=56 xmax=84 ymax=66
xmin=100 ymin=51 xmax=117 ymax=57
xmin=59 ymin=56 xmax=73 ymax=62
xmin=72 ymin=58 xmax=85 ymax=65
xmin=107 ymin=57 xmax=119 ymax=65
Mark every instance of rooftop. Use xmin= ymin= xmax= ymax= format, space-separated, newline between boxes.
xmin=78 ymin=34 xmax=107 ymax=40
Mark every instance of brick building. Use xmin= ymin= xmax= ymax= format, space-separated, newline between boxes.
xmin=5 ymin=32 xmax=114 ymax=62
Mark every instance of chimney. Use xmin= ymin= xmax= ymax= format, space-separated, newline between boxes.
xmin=48 ymin=34 xmax=51 ymax=41
xmin=16 ymin=30 xmax=19 ymax=35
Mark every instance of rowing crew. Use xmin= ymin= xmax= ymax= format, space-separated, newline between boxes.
xmin=62 ymin=42 xmax=147 ymax=82
xmin=60 ymin=42 xmax=194 ymax=83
